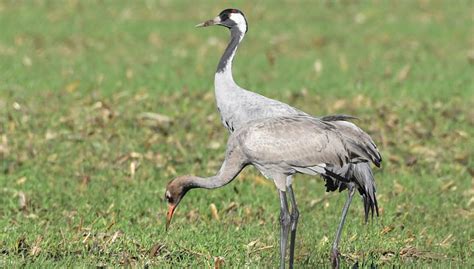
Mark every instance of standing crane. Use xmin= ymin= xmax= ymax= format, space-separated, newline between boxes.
xmin=194 ymin=9 xmax=382 ymax=267
xmin=165 ymin=116 xmax=381 ymax=269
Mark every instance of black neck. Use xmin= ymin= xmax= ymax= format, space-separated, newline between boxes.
xmin=216 ymin=28 xmax=244 ymax=73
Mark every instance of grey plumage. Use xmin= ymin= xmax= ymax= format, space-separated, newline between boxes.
xmin=234 ymin=117 xmax=381 ymax=181
xmin=165 ymin=115 xmax=381 ymax=268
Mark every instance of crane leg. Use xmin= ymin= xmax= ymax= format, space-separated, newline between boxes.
xmin=331 ymin=183 xmax=356 ymax=269
xmin=279 ymin=190 xmax=291 ymax=269
xmin=287 ymin=184 xmax=299 ymax=269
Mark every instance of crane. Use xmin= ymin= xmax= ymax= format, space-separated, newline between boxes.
xmin=194 ymin=8 xmax=382 ymax=268
xmin=165 ymin=115 xmax=381 ymax=269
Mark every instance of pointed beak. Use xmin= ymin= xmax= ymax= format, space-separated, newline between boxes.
xmin=195 ymin=16 xmax=221 ymax=28
xmin=165 ymin=204 xmax=176 ymax=231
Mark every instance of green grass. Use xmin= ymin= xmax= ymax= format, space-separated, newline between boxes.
xmin=1 ymin=0 xmax=473 ymax=267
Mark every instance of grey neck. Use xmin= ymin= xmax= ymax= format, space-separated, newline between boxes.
xmin=216 ymin=27 xmax=244 ymax=73
xmin=185 ymin=154 xmax=246 ymax=190
xmin=187 ymin=175 xmax=231 ymax=190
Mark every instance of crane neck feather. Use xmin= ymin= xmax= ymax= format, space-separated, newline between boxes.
xmin=183 ymin=155 xmax=246 ymax=191
xmin=186 ymin=175 xmax=230 ymax=190
xmin=216 ymin=28 xmax=244 ymax=75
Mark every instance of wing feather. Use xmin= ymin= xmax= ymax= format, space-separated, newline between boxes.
xmin=236 ymin=116 xmax=353 ymax=169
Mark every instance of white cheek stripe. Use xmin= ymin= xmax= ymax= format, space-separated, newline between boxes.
xmin=229 ymin=13 xmax=247 ymax=33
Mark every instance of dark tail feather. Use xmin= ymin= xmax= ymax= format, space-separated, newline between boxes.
xmin=323 ymin=167 xmax=351 ymax=183
xmin=374 ymin=194 xmax=379 ymax=216
xmin=323 ymin=162 xmax=379 ymax=222
xmin=362 ymin=194 xmax=368 ymax=222
xmin=352 ymin=162 xmax=379 ymax=222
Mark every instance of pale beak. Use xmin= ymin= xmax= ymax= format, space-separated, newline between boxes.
xmin=165 ymin=204 xmax=176 ymax=231
xmin=195 ymin=16 xmax=221 ymax=28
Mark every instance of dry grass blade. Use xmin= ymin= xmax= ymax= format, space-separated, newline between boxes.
xmin=107 ymin=231 xmax=122 ymax=245
xmin=437 ymin=234 xmax=454 ymax=248
xmin=210 ymin=203 xmax=219 ymax=221
xmin=380 ymin=225 xmax=395 ymax=235
xmin=440 ymin=181 xmax=456 ymax=192
xmin=397 ymin=64 xmax=411 ymax=82
xmin=148 ymin=243 xmax=165 ymax=258
xmin=247 ymin=239 xmax=259 ymax=248
xmin=0 ymin=134 xmax=8 ymax=157
xmin=214 ymin=256 xmax=225 ymax=269
xmin=16 ymin=176 xmax=26 ymax=185
xmin=79 ymin=175 xmax=90 ymax=191
xmin=379 ymin=250 xmax=396 ymax=263
xmin=18 ymin=191 xmax=27 ymax=211
xmin=29 ymin=236 xmax=42 ymax=256
xmin=249 ymin=245 xmax=274 ymax=254
xmin=130 ymin=161 xmax=139 ymax=178
xmin=138 ymin=112 xmax=173 ymax=127
xmin=224 ymin=202 xmax=238 ymax=213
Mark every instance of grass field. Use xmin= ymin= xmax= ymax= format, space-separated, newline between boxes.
xmin=1 ymin=0 xmax=473 ymax=267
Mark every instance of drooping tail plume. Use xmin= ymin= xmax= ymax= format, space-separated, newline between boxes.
xmin=323 ymin=162 xmax=379 ymax=222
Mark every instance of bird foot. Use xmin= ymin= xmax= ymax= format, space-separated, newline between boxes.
xmin=331 ymin=248 xmax=340 ymax=269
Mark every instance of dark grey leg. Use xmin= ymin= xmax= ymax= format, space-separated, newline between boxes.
xmin=279 ymin=190 xmax=291 ymax=269
xmin=287 ymin=185 xmax=299 ymax=269
xmin=331 ymin=183 xmax=356 ymax=269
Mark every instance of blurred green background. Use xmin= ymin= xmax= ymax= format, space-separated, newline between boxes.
xmin=0 ymin=0 xmax=473 ymax=267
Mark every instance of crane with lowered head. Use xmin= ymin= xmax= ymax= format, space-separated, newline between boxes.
xmin=165 ymin=115 xmax=381 ymax=269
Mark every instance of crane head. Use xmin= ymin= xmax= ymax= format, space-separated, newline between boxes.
xmin=196 ymin=8 xmax=248 ymax=34
xmin=164 ymin=176 xmax=193 ymax=231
